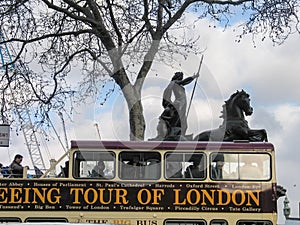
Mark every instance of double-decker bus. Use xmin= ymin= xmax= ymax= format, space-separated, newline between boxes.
xmin=0 ymin=140 xmax=277 ymax=225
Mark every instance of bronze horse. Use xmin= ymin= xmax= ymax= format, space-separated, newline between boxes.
xmin=194 ymin=90 xmax=268 ymax=142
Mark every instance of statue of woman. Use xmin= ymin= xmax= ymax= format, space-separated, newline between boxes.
xmin=162 ymin=72 xmax=198 ymax=136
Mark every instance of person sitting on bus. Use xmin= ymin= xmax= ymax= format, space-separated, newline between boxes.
xmin=91 ymin=161 xmax=105 ymax=178
xmin=1 ymin=165 xmax=10 ymax=178
xmin=211 ymin=153 xmax=235 ymax=179
xmin=211 ymin=153 xmax=225 ymax=179
xmin=57 ymin=161 xmax=69 ymax=177
xmin=9 ymin=154 xmax=29 ymax=178
xmin=185 ymin=156 xmax=205 ymax=179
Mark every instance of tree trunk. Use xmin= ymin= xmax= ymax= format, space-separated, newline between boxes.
xmin=112 ymin=40 xmax=161 ymax=141
xmin=128 ymin=99 xmax=145 ymax=141
xmin=112 ymin=68 xmax=145 ymax=141
xmin=122 ymin=85 xmax=145 ymax=141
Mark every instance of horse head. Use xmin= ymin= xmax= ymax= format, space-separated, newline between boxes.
xmin=223 ymin=90 xmax=253 ymax=120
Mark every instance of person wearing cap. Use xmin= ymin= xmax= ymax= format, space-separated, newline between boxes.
xmin=211 ymin=153 xmax=225 ymax=179
xmin=9 ymin=154 xmax=29 ymax=178
xmin=185 ymin=155 xmax=205 ymax=179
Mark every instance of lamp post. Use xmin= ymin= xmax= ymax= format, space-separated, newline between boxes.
xmin=283 ymin=196 xmax=291 ymax=219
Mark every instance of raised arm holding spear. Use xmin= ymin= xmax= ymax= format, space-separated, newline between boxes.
xmin=186 ymin=55 xmax=204 ymax=118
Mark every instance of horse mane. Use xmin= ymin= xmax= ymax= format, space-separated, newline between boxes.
xmin=219 ymin=90 xmax=249 ymax=119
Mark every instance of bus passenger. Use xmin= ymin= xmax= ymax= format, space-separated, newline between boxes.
xmin=185 ymin=156 xmax=204 ymax=179
xmin=211 ymin=153 xmax=226 ymax=179
xmin=9 ymin=154 xmax=29 ymax=178
xmin=91 ymin=161 xmax=105 ymax=178
xmin=58 ymin=161 xmax=69 ymax=177
xmin=1 ymin=165 xmax=10 ymax=178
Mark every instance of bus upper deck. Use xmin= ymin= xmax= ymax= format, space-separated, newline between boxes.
xmin=67 ymin=140 xmax=275 ymax=181
xmin=0 ymin=140 xmax=277 ymax=225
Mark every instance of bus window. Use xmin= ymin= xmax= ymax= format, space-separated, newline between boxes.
xmin=165 ymin=219 xmax=205 ymax=225
xmin=119 ymin=151 xmax=161 ymax=180
xmin=238 ymin=154 xmax=270 ymax=180
xmin=237 ymin=220 xmax=272 ymax=225
xmin=210 ymin=153 xmax=271 ymax=181
xmin=210 ymin=220 xmax=228 ymax=225
xmin=25 ymin=217 xmax=68 ymax=222
xmin=165 ymin=153 xmax=206 ymax=180
xmin=0 ymin=217 xmax=21 ymax=222
xmin=73 ymin=151 xmax=115 ymax=179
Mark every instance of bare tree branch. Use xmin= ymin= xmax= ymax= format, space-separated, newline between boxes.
xmin=0 ymin=0 xmax=298 ymax=140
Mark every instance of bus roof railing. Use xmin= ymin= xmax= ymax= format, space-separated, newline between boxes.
xmin=70 ymin=140 xmax=274 ymax=151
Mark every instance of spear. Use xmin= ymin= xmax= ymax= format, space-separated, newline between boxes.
xmin=186 ymin=54 xmax=204 ymax=118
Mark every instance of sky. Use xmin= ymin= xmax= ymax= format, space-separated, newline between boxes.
xmin=1 ymin=10 xmax=300 ymax=225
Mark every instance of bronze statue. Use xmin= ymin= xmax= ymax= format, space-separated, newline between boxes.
xmin=194 ymin=90 xmax=268 ymax=142
xmin=149 ymin=72 xmax=198 ymax=141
